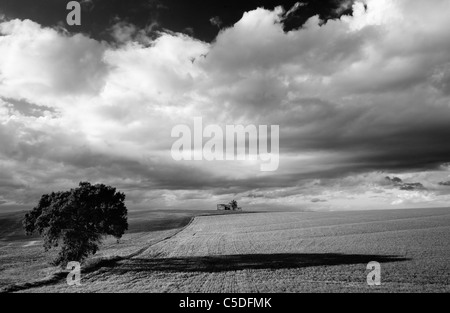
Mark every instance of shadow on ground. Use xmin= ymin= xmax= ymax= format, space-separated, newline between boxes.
xmin=105 ymin=253 xmax=410 ymax=273
xmin=2 ymin=253 xmax=410 ymax=292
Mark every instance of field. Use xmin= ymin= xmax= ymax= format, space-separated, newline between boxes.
xmin=1 ymin=207 xmax=449 ymax=292
xmin=0 ymin=209 xmax=242 ymax=291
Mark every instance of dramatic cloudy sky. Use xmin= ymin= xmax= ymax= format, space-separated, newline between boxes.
xmin=1 ymin=0 xmax=450 ymax=212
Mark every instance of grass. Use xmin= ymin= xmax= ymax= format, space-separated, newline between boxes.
xmin=1 ymin=207 xmax=449 ymax=292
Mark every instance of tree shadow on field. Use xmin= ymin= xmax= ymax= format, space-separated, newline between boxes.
xmin=106 ymin=253 xmax=410 ymax=274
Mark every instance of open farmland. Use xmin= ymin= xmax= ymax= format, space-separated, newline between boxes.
xmin=6 ymin=207 xmax=449 ymax=293
xmin=0 ymin=209 xmax=243 ymax=291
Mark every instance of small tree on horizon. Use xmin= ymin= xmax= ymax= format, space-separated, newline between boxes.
xmin=229 ymin=200 xmax=238 ymax=210
xmin=23 ymin=182 xmax=128 ymax=266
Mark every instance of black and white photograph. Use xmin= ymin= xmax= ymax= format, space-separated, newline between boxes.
xmin=0 ymin=0 xmax=449 ymax=298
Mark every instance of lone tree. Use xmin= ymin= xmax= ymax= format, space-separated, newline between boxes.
xmin=229 ymin=200 xmax=238 ymax=210
xmin=23 ymin=182 xmax=128 ymax=266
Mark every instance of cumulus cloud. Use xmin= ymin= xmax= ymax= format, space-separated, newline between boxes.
xmin=0 ymin=19 xmax=108 ymax=101
xmin=1 ymin=0 xmax=450 ymax=211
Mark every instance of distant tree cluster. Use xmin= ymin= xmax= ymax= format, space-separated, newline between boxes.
xmin=229 ymin=200 xmax=238 ymax=210
xmin=23 ymin=182 xmax=128 ymax=266
xmin=216 ymin=200 xmax=242 ymax=211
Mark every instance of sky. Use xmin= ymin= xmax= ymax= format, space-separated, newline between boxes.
xmin=1 ymin=0 xmax=450 ymax=212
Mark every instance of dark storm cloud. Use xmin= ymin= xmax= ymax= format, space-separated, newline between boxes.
xmin=0 ymin=0 xmax=355 ymax=42
xmin=276 ymin=96 xmax=450 ymax=174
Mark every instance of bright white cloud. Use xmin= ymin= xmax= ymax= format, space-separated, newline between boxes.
xmin=0 ymin=19 xmax=108 ymax=104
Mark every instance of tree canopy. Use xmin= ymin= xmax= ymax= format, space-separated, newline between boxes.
xmin=23 ymin=182 xmax=128 ymax=266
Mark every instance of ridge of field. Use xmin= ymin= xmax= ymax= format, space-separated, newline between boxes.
xmin=16 ymin=207 xmax=450 ymax=293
